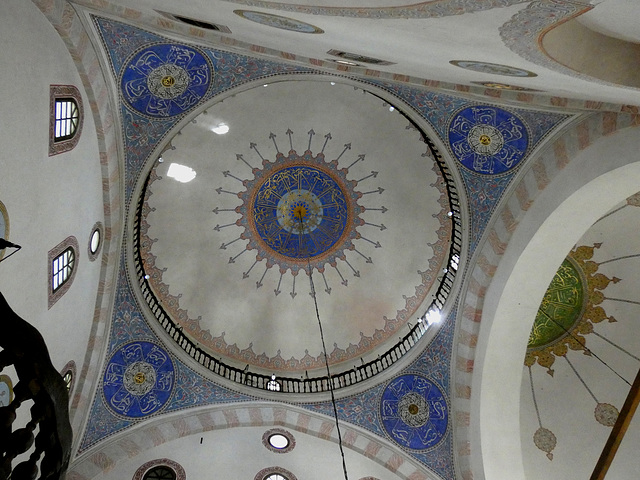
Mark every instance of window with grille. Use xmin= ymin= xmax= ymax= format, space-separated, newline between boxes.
xmin=48 ymin=236 xmax=79 ymax=309
xmin=49 ymin=85 xmax=83 ymax=156
xmin=143 ymin=466 xmax=176 ymax=480
xmin=52 ymin=248 xmax=75 ymax=292
xmin=54 ymin=99 xmax=79 ymax=142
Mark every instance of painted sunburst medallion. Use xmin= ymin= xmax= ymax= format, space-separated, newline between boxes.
xmin=238 ymin=151 xmax=361 ymax=275
xmin=525 ymin=243 xmax=619 ymax=375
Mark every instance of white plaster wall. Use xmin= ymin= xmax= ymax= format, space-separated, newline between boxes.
xmin=88 ymin=425 xmax=397 ymax=480
xmin=0 ymin=0 xmax=104 ymax=377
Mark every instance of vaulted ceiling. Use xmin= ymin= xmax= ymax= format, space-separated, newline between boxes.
xmin=1 ymin=1 xmax=640 ymax=480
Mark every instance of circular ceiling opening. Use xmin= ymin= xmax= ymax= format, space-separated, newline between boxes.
xmin=134 ymin=78 xmax=461 ymax=390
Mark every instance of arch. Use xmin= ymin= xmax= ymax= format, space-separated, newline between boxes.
xmin=471 ymin=126 xmax=640 ymax=479
xmin=66 ymin=404 xmax=431 ymax=480
xmin=32 ymin=0 xmax=123 ymax=452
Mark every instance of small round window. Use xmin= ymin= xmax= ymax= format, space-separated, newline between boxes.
xmin=88 ymin=222 xmax=103 ymax=261
xmin=262 ymin=428 xmax=295 ymax=453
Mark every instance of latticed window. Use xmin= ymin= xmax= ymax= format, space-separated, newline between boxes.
xmin=143 ymin=466 xmax=176 ymax=480
xmin=48 ymin=236 xmax=79 ymax=309
xmin=49 ymin=85 xmax=83 ymax=156
xmin=54 ymin=99 xmax=79 ymax=142
xmin=52 ymin=248 xmax=75 ymax=292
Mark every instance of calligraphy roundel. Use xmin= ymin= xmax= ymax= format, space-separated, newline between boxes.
xmin=448 ymin=106 xmax=529 ymax=175
xmin=251 ymin=164 xmax=350 ymax=260
xmin=121 ymin=44 xmax=213 ymax=118
xmin=380 ymin=374 xmax=448 ymax=450
xmin=103 ymin=341 xmax=174 ymax=418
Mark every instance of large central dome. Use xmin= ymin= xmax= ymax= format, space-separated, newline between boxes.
xmin=137 ymin=78 xmax=455 ymax=376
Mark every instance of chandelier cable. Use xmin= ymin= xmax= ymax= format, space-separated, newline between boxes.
xmin=298 ymin=214 xmax=350 ymax=480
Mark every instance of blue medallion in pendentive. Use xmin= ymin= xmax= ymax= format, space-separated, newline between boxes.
xmin=448 ymin=106 xmax=528 ymax=175
xmin=121 ymin=43 xmax=213 ymax=118
xmin=103 ymin=341 xmax=174 ymax=418
xmin=380 ymin=374 xmax=448 ymax=450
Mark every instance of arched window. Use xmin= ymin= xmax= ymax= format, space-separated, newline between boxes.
xmin=133 ymin=459 xmax=185 ymax=480
xmin=60 ymin=360 xmax=76 ymax=400
xmin=255 ymin=467 xmax=297 ymax=480
xmin=49 ymin=85 xmax=83 ymax=156
xmin=143 ymin=466 xmax=176 ymax=480
xmin=48 ymin=236 xmax=79 ymax=308
xmin=52 ymin=248 xmax=75 ymax=292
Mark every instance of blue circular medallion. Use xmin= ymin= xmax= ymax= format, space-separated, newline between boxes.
xmin=103 ymin=341 xmax=174 ymax=418
xmin=380 ymin=374 xmax=448 ymax=450
xmin=448 ymin=106 xmax=528 ymax=175
xmin=252 ymin=165 xmax=349 ymax=259
xmin=121 ymin=44 xmax=213 ymax=118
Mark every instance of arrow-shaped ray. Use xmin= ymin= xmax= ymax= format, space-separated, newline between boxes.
xmin=359 ymin=236 xmax=382 ymax=248
xmin=220 ymin=237 xmax=242 ymax=249
xmin=307 ymin=129 xmax=315 ymax=151
xmin=353 ymin=248 xmax=373 ymax=263
xmin=321 ymin=133 xmax=332 ymax=153
xmin=236 ymin=153 xmax=254 ymax=169
xmin=346 ymin=154 xmax=365 ymax=170
xmin=243 ymin=259 xmax=259 ymax=279
xmin=321 ymin=270 xmax=331 ymax=294
xmin=363 ymin=221 xmax=387 ymax=231
xmin=212 ymin=207 xmax=238 ymax=214
xmin=250 ymin=143 xmax=265 ymax=162
xmin=290 ymin=274 xmax=297 ymax=299
xmin=229 ymin=249 xmax=248 ymax=263
xmin=334 ymin=264 xmax=348 ymax=286
xmin=214 ymin=222 xmax=236 ymax=231
xmin=223 ymin=170 xmax=245 ymax=183
xmin=256 ymin=266 xmax=269 ymax=289
xmin=356 ymin=171 xmax=378 ymax=183
xmin=361 ymin=186 xmax=385 ymax=195
xmin=274 ymin=272 xmax=284 ymax=296
xmin=216 ymin=187 xmax=239 ymax=196
xmin=286 ymin=129 xmax=293 ymax=151
xmin=344 ymin=258 xmax=360 ymax=277
xmin=269 ymin=132 xmax=280 ymax=153
xmin=365 ymin=206 xmax=388 ymax=213
xmin=335 ymin=143 xmax=351 ymax=162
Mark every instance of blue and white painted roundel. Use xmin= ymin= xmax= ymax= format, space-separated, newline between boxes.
xmin=448 ymin=106 xmax=528 ymax=175
xmin=121 ymin=44 xmax=213 ymax=118
xmin=380 ymin=374 xmax=448 ymax=450
xmin=103 ymin=341 xmax=174 ymax=418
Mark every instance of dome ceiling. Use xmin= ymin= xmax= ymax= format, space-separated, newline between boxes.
xmin=139 ymin=79 xmax=453 ymax=374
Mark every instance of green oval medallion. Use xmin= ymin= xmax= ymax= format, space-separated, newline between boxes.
xmin=528 ymin=257 xmax=585 ymax=350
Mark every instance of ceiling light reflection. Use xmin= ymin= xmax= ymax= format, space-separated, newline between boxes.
xmin=212 ymin=123 xmax=230 ymax=135
xmin=167 ymin=163 xmax=197 ymax=183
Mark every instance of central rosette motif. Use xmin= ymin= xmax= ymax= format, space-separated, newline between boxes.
xmin=253 ymin=165 xmax=349 ymax=259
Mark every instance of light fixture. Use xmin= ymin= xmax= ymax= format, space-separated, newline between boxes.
xmin=389 ymin=106 xmax=395 ymax=112
xmin=167 ymin=163 xmax=197 ymax=183
xmin=211 ymin=123 xmax=230 ymax=135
